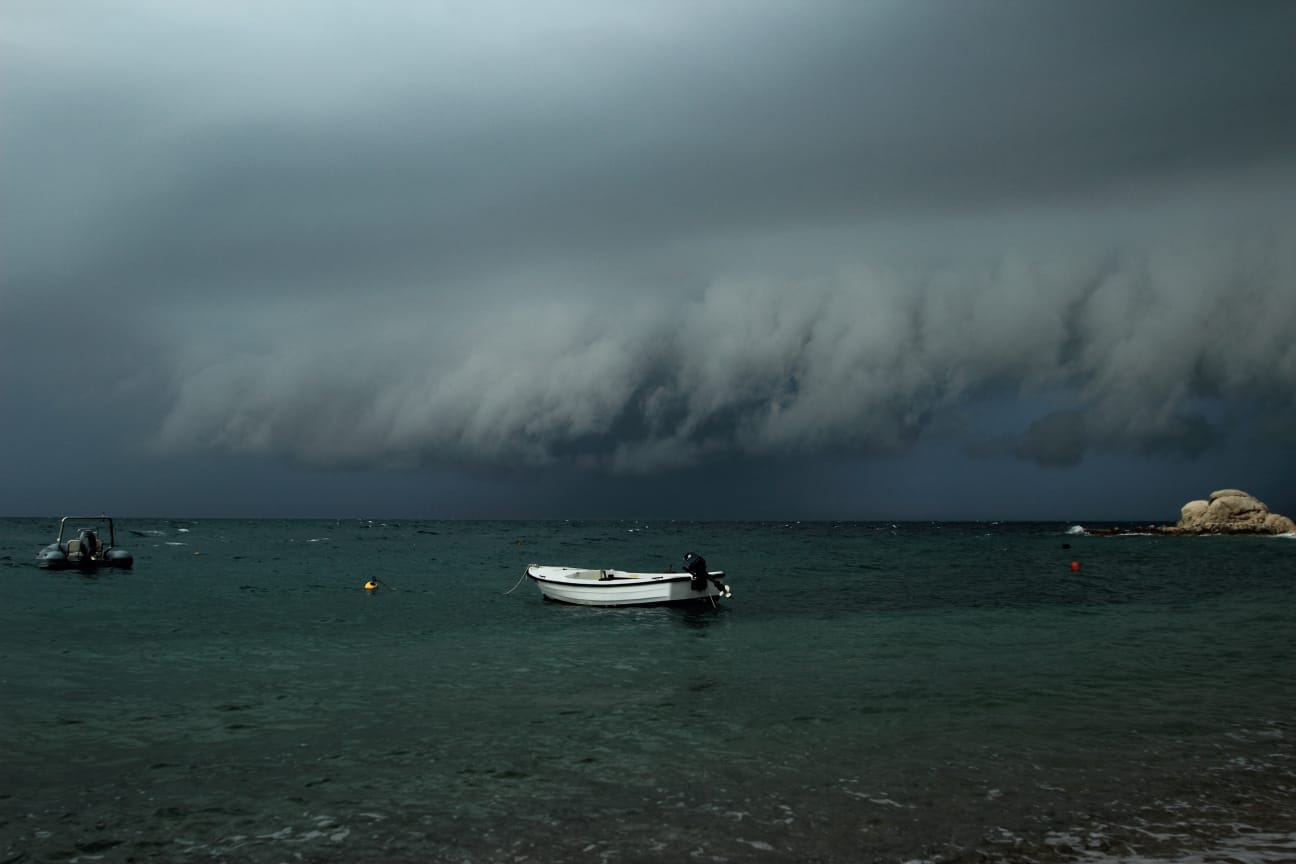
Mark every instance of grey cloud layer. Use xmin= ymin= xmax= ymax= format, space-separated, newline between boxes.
xmin=151 ymin=216 xmax=1296 ymax=472
xmin=3 ymin=1 xmax=1294 ymax=477
xmin=8 ymin=1 xmax=1296 ymax=289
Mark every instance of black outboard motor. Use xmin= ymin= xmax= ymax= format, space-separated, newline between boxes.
xmin=683 ymin=552 xmax=709 ymax=591
xmin=79 ymin=529 xmax=99 ymax=560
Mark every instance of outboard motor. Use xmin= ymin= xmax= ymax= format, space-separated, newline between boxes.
xmin=78 ymin=529 xmax=99 ymax=561
xmin=683 ymin=552 xmax=710 ymax=591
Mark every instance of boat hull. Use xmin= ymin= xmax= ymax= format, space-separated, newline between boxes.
xmin=36 ymin=547 xmax=134 ymax=570
xmin=526 ymin=565 xmax=729 ymax=607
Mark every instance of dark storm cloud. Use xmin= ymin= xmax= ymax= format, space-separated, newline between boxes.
xmin=2 ymin=0 xmax=1295 ymax=494
xmin=140 ymin=230 xmax=1296 ymax=475
xmin=8 ymin=1 xmax=1296 ymax=287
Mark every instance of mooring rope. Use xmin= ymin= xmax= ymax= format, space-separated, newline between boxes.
xmin=504 ymin=565 xmax=531 ymax=595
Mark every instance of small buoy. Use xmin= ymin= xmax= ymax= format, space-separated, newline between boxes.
xmin=364 ymin=580 xmax=379 ymax=591
xmin=1070 ymin=561 xmax=1081 ymax=572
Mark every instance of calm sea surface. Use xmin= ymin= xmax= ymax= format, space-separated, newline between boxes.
xmin=2 ymin=518 xmax=1293 ymax=863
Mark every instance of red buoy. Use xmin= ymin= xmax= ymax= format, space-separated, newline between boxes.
xmin=1070 ymin=561 xmax=1081 ymax=572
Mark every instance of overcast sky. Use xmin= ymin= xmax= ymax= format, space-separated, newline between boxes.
xmin=3 ymin=1 xmax=1294 ymax=520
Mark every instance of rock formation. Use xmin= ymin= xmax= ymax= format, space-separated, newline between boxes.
xmin=1166 ymin=489 xmax=1295 ymax=535
xmin=1086 ymin=488 xmax=1295 ymax=536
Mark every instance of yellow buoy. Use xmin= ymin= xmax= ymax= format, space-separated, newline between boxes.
xmin=364 ymin=580 xmax=379 ymax=591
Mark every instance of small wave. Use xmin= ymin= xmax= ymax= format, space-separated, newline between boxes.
xmin=1053 ymin=828 xmax=1296 ymax=864
xmin=1066 ymin=525 xmax=1087 ymax=535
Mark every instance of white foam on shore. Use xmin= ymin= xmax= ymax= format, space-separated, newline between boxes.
xmin=1046 ymin=828 xmax=1296 ymax=864
xmin=1066 ymin=525 xmax=1087 ymax=535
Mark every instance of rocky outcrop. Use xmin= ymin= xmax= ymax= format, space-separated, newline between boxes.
xmin=1166 ymin=489 xmax=1295 ymax=535
xmin=1087 ymin=489 xmax=1295 ymax=536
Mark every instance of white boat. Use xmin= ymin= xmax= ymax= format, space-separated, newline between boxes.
xmin=527 ymin=552 xmax=731 ymax=607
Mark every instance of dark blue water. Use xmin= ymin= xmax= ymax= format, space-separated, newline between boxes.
xmin=2 ymin=519 xmax=1293 ymax=863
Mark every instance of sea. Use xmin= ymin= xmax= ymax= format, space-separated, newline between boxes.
xmin=2 ymin=518 xmax=1293 ymax=864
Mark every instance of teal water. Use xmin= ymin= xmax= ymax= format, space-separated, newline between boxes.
xmin=2 ymin=519 xmax=1294 ymax=863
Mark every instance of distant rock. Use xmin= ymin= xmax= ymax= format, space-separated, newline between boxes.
xmin=1086 ymin=489 xmax=1295 ymax=536
xmin=1166 ymin=489 xmax=1295 ymax=535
